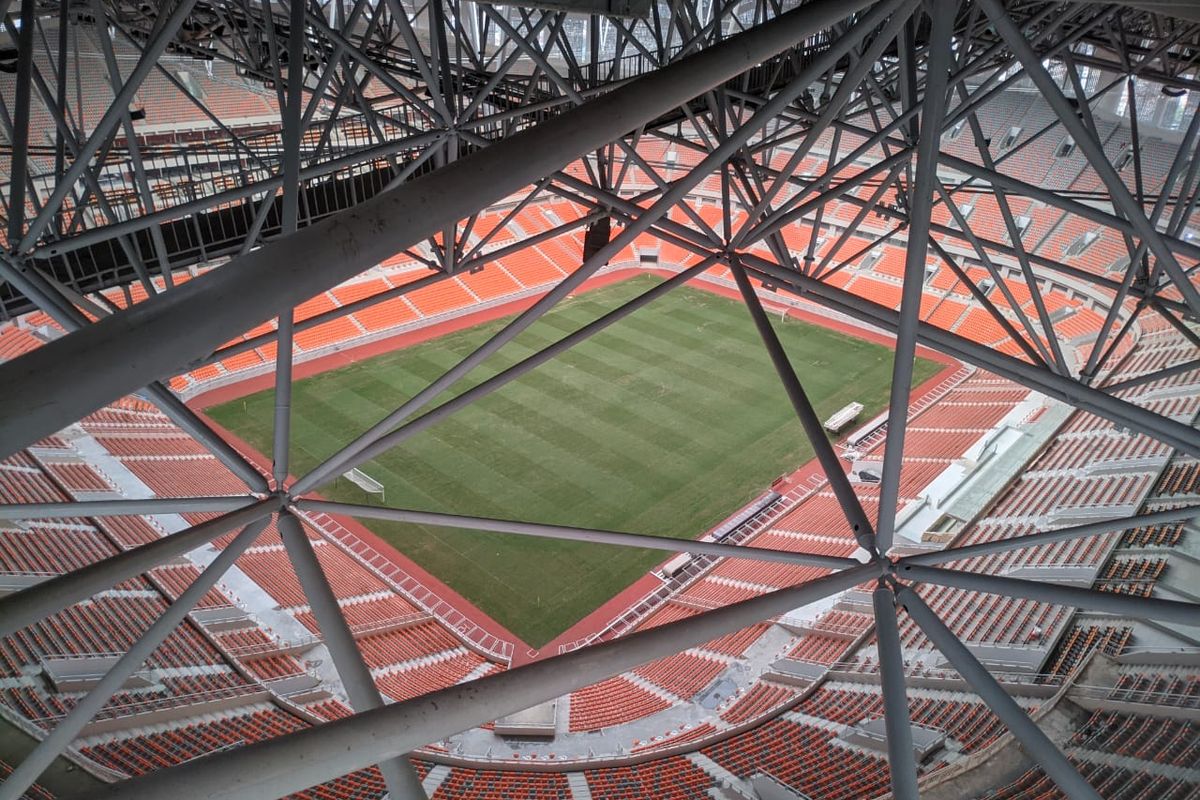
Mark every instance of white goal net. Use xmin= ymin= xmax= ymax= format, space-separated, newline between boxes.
xmin=343 ymin=468 xmax=385 ymax=502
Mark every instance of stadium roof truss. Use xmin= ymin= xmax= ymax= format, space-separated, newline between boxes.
xmin=0 ymin=0 xmax=1199 ymax=798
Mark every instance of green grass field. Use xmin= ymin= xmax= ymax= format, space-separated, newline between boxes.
xmin=209 ymin=275 xmax=939 ymax=646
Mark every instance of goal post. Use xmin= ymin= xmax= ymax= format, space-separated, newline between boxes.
xmin=343 ymin=468 xmax=385 ymax=503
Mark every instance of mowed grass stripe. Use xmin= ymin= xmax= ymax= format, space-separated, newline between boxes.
xmin=549 ymin=314 xmax=775 ymax=456
xmin=508 ymin=367 xmax=710 ymax=481
xmin=472 ymin=389 xmax=659 ymax=502
xmin=209 ymin=275 xmax=941 ymax=646
xmin=585 ymin=322 xmax=784 ymax=417
xmin=412 ymin=414 xmax=617 ymax=520
xmin=380 ymin=373 xmax=656 ymax=517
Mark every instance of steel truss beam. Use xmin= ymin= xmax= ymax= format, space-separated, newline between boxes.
xmin=731 ymin=259 xmax=878 ymax=552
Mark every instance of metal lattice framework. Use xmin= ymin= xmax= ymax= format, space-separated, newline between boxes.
xmin=0 ymin=0 xmax=1199 ymax=798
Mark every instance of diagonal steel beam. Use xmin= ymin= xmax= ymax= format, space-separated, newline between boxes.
xmin=0 ymin=498 xmax=279 ymax=639
xmin=731 ymin=259 xmax=877 ymax=552
xmin=90 ymin=0 xmax=176 ymax=288
xmin=729 ymin=0 xmax=918 ymax=249
xmin=937 ymin=153 xmax=1200 ymax=265
xmin=740 ymin=256 xmax=1200 ymax=458
xmin=978 ymin=0 xmax=1200 ymax=317
xmin=479 ymin=2 xmax=723 ymax=244
xmin=292 ymin=260 xmax=715 ymax=484
xmin=927 ymin=235 xmax=1049 ymax=367
xmin=873 ymin=586 xmax=918 ymax=799
xmin=278 ymin=512 xmax=425 ymax=799
xmin=1104 ymin=358 xmax=1200 ymax=394
xmin=0 ymin=255 xmax=270 ymax=493
xmin=952 ymin=83 xmax=1068 ymax=374
xmin=0 ymin=496 xmax=259 ymax=520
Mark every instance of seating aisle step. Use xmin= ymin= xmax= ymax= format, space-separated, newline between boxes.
xmin=626 ymin=672 xmax=681 ymax=703
xmin=687 ymin=752 xmax=754 ymax=796
xmin=566 ymin=771 xmax=593 ymax=800
xmin=422 ymin=763 xmax=453 ymax=795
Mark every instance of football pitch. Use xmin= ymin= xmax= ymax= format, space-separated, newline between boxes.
xmin=208 ymin=275 xmax=940 ymax=647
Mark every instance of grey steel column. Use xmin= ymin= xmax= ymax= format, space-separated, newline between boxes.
xmin=0 ymin=496 xmax=258 ymax=520
xmin=93 ymin=564 xmax=876 ymax=800
xmin=900 ymin=563 xmax=1200 ymax=625
xmin=901 ymin=507 xmax=1200 ymax=567
xmin=730 ymin=259 xmax=877 ymax=552
xmin=875 ymin=0 xmax=953 ymax=554
xmin=277 ymin=512 xmax=425 ymax=799
xmin=295 ymin=500 xmax=859 ymax=570
xmin=897 ymin=585 xmax=1102 ymax=800
xmin=0 ymin=498 xmax=278 ymax=638
xmin=872 ymin=586 xmax=918 ymax=799
xmin=0 ymin=517 xmax=269 ymax=800
xmin=144 ymin=385 xmax=272 ymax=494
xmin=0 ymin=0 xmax=879 ymax=459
